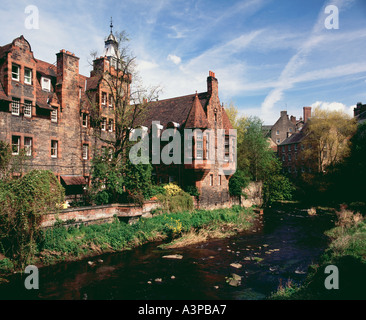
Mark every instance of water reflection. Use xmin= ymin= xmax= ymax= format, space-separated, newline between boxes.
xmin=0 ymin=205 xmax=334 ymax=300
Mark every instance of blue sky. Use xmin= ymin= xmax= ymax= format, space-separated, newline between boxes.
xmin=1 ymin=0 xmax=366 ymax=124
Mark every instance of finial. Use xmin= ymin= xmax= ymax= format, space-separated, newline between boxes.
xmin=110 ymin=17 xmax=113 ymax=34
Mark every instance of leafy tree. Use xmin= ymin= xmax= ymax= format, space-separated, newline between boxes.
xmin=262 ymin=157 xmax=294 ymax=206
xmin=237 ymin=116 xmax=274 ymax=181
xmin=87 ymin=30 xmax=160 ymax=204
xmin=229 ymin=169 xmax=250 ymax=197
xmin=301 ymin=108 xmax=357 ymax=173
xmin=0 ymin=170 xmax=64 ymax=267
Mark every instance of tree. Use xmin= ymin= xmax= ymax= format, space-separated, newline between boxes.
xmin=301 ymin=108 xmax=357 ymax=173
xmin=238 ymin=116 xmax=274 ymax=181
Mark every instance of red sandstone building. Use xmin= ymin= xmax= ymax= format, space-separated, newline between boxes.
xmin=0 ymin=32 xmax=235 ymax=208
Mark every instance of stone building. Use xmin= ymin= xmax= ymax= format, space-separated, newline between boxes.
xmin=265 ymin=107 xmax=311 ymax=149
xmin=0 ymin=31 xmax=128 ymax=199
xmin=354 ymin=102 xmax=366 ymax=124
xmin=0 ymin=33 xmax=235 ymax=208
xmin=140 ymin=71 xmax=236 ymax=209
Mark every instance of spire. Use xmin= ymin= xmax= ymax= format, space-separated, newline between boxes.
xmin=103 ymin=18 xmax=120 ymax=65
xmin=185 ymin=93 xmax=209 ymax=129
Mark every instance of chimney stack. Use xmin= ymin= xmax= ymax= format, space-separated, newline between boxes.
xmin=303 ymin=107 xmax=311 ymax=122
xmin=207 ymin=70 xmax=218 ymax=97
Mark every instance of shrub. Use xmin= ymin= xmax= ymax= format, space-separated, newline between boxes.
xmin=163 ymin=183 xmax=183 ymax=197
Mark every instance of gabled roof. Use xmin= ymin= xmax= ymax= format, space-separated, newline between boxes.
xmin=140 ymin=92 xmax=209 ymax=129
xmin=185 ymin=93 xmax=208 ymax=129
xmin=222 ymin=107 xmax=233 ymax=130
xmin=279 ymin=122 xmax=308 ymax=145
xmin=36 ymin=59 xmax=57 ymax=78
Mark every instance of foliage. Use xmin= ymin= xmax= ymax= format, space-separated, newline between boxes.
xmin=301 ymin=107 xmax=357 ymax=173
xmin=157 ymin=190 xmax=194 ymax=214
xmin=229 ymin=169 xmax=250 ymax=197
xmin=237 ymin=116 xmax=274 ymax=182
xmin=183 ymin=185 xmax=200 ymax=197
xmin=0 ymin=170 xmax=64 ymax=268
xmin=38 ymin=206 xmax=256 ymax=263
xmin=0 ymin=141 xmax=27 ymax=181
xmin=262 ymin=157 xmax=295 ymax=206
xmin=163 ymin=183 xmax=183 ymax=197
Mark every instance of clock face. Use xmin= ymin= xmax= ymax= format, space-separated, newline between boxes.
xmin=214 ymin=108 xmax=217 ymax=112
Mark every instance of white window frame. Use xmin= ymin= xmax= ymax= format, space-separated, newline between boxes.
xmin=24 ymin=100 xmax=32 ymax=117
xmin=82 ymin=113 xmax=88 ymax=127
xmin=82 ymin=144 xmax=88 ymax=160
xmin=12 ymin=136 xmax=20 ymax=155
xmin=101 ymin=92 xmax=107 ymax=106
xmin=41 ymin=77 xmax=51 ymax=92
xmin=51 ymin=140 xmax=58 ymax=158
xmin=51 ymin=108 xmax=58 ymax=123
xmin=210 ymin=174 xmax=213 ymax=186
xmin=11 ymin=98 xmax=20 ymax=116
xmin=101 ymin=118 xmax=106 ymax=131
xmin=108 ymin=94 xmax=113 ymax=108
xmin=108 ymin=119 xmax=113 ymax=132
xmin=12 ymin=64 xmax=20 ymax=81
xmin=196 ymin=132 xmax=203 ymax=159
xmin=24 ymin=68 xmax=32 ymax=85
xmin=24 ymin=137 xmax=32 ymax=157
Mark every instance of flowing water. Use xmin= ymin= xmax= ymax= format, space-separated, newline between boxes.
xmin=0 ymin=204 xmax=335 ymax=300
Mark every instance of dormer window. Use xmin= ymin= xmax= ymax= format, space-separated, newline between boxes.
xmin=24 ymin=68 xmax=32 ymax=85
xmin=12 ymin=64 xmax=20 ymax=81
xmin=41 ymin=77 xmax=51 ymax=91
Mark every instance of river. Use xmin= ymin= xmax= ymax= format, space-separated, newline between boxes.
xmin=0 ymin=204 xmax=335 ymax=300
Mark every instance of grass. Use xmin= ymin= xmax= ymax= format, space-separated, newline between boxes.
xmin=269 ymin=208 xmax=366 ymax=300
xmin=30 ymin=205 xmax=256 ymax=267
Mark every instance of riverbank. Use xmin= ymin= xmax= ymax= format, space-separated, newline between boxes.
xmin=0 ymin=206 xmax=257 ymax=277
xmin=269 ymin=207 xmax=366 ymax=300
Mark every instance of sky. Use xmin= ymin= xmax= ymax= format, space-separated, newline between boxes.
xmin=1 ymin=0 xmax=366 ymax=124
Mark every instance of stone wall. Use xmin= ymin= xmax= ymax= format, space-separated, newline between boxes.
xmin=41 ymin=200 xmax=160 ymax=228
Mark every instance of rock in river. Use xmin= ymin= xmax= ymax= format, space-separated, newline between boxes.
xmin=162 ymin=254 xmax=183 ymax=260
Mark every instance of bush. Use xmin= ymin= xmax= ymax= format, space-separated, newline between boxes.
xmin=163 ymin=183 xmax=183 ymax=197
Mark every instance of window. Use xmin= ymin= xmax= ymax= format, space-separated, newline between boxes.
xmin=224 ymin=135 xmax=230 ymax=161
xmin=232 ymin=138 xmax=236 ymax=161
xmin=289 ymin=128 xmax=293 ymax=133
xmin=51 ymin=108 xmax=57 ymax=122
xmin=12 ymin=136 xmax=20 ymax=155
xmin=108 ymin=119 xmax=113 ymax=132
xmin=12 ymin=65 xmax=19 ymax=81
xmin=282 ymin=146 xmax=285 ymax=152
xmin=205 ymin=132 xmax=210 ymax=160
xmin=82 ymin=144 xmax=88 ymax=160
xmin=24 ymin=68 xmax=32 ymax=85
xmin=210 ymin=174 xmax=213 ymax=186
xmin=24 ymin=137 xmax=32 ymax=157
xmin=288 ymin=145 xmax=291 ymax=152
xmin=11 ymin=98 xmax=20 ymax=115
xmin=276 ymin=130 xmax=279 ymax=135
xmin=294 ymin=144 xmax=298 ymax=151
xmin=51 ymin=140 xmax=58 ymax=158
xmin=24 ymin=100 xmax=32 ymax=117
xmin=101 ymin=118 xmax=106 ymax=131
xmin=108 ymin=95 xmax=113 ymax=108
xmin=101 ymin=92 xmax=107 ymax=106
xmin=219 ymin=175 xmax=222 ymax=186
xmin=196 ymin=131 xmax=203 ymax=159
xmin=276 ymin=138 xmax=280 ymax=144
xmin=288 ymin=154 xmax=292 ymax=162
xmin=41 ymin=77 xmax=51 ymax=91
xmin=101 ymin=146 xmax=107 ymax=157
xmin=82 ymin=113 xmax=88 ymax=127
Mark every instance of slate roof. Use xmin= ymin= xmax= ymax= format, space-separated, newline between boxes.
xmin=279 ymin=122 xmax=308 ymax=146
xmin=185 ymin=93 xmax=209 ymax=129
xmin=140 ymin=92 xmax=209 ymax=129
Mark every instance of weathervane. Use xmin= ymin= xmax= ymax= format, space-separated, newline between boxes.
xmin=110 ymin=17 xmax=113 ymax=34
